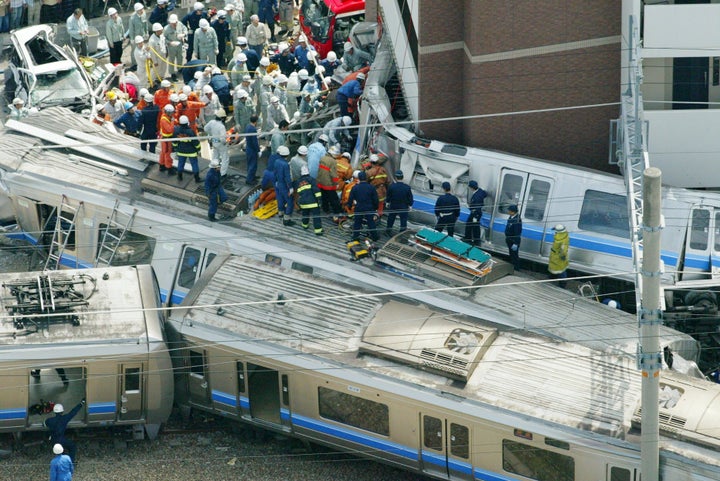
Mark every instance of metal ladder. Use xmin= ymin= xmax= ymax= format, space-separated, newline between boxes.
xmin=44 ymin=195 xmax=83 ymax=271
xmin=95 ymin=200 xmax=137 ymax=267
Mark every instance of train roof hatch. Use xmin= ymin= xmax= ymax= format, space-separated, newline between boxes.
xmin=359 ymin=301 xmax=497 ymax=382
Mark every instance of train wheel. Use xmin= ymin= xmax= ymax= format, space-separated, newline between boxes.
xmin=684 ymin=291 xmax=718 ymax=313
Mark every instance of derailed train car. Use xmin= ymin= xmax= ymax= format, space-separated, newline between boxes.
xmin=167 ymin=255 xmax=720 ymax=481
xmin=0 ymin=266 xmax=173 ymax=440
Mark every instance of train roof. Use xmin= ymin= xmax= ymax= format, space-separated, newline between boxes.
xmin=0 ymin=266 xmax=156 ymax=349
xmin=172 ymin=255 xmax=720 ymax=460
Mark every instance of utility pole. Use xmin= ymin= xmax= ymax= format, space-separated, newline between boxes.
xmin=640 ymin=167 xmax=662 ymax=481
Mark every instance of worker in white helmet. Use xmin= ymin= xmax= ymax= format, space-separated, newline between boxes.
xmin=181 ymin=2 xmax=209 ymax=62
xmin=148 ymin=23 xmax=168 ymax=82
xmin=127 ymin=3 xmax=150 ymax=71
xmin=164 ymin=14 xmax=188 ymax=82
xmin=8 ymin=98 xmax=29 ymax=120
xmin=233 ymin=87 xmax=254 ymax=134
xmin=133 ymin=36 xmax=152 ymax=88
xmin=204 ymin=108 xmax=231 ymax=178
xmin=106 ymin=8 xmax=125 ymax=65
xmin=193 ymin=18 xmax=218 ymax=64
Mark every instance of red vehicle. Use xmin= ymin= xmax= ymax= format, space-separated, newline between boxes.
xmin=299 ymin=0 xmax=365 ymax=58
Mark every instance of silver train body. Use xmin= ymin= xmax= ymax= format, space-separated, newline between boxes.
xmin=0 ymin=266 xmax=173 ymax=440
xmin=167 ymin=255 xmax=720 ymax=481
xmin=357 ymin=35 xmax=720 ymax=314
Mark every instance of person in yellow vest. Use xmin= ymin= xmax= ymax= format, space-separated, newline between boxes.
xmin=548 ymin=224 xmax=570 ymax=288
xmin=364 ymin=154 xmax=389 ymax=216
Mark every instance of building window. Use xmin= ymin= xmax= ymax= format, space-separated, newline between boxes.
xmin=318 ymin=387 xmax=389 ymax=436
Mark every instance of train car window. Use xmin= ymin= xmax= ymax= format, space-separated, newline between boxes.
xmin=440 ymin=144 xmax=467 ymax=156
xmin=502 ymin=439 xmax=574 ymax=481
xmin=125 ymin=367 xmax=141 ymax=392
xmin=578 ymin=190 xmax=630 ymax=239
xmin=524 ymin=179 xmax=550 ymax=221
xmin=499 ymin=174 xmax=523 ymax=214
xmin=317 ymin=387 xmax=389 ymax=436
xmin=178 ymin=248 xmax=201 ymax=289
xmin=715 ymin=212 xmax=720 ymax=251
xmin=236 ymin=361 xmax=246 ymax=393
xmin=690 ymin=209 xmax=710 ymax=250
xmin=291 ymin=261 xmax=313 ymax=275
xmin=544 ymin=437 xmax=569 ymax=450
xmin=281 ymin=375 xmax=289 ymax=405
xmin=450 ymin=423 xmax=469 ymax=459
xmin=97 ymin=226 xmax=156 ymax=266
xmin=189 ymin=350 xmax=205 ymax=376
xmin=423 ymin=416 xmax=442 ymax=451
xmin=610 ymin=467 xmax=631 ymax=481
xmin=205 ymin=252 xmax=217 ymax=269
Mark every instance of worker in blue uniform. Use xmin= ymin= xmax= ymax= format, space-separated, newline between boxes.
xmin=385 ymin=169 xmax=414 ymax=236
xmin=347 ymin=171 xmax=379 ymax=241
xmin=113 ymin=102 xmax=142 ymax=137
xmin=244 ymin=115 xmax=260 ymax=184
xmin=45 ymin=399 xmax=85 ymax=463
xmin=49 ymin=443 xmax=74 ymax=481
xmin=434 ymin=181 xmax=460 ymax=237
xmin=182 ymin=2 xmax=209 ymax=62
xmin=172 ymin=115 xmax=202 ymax=183
xmin=139 ymin=95 xmax=160 ymax=154
xmin=205 ymin=159 xmax=227 ymax=222
xmin=505 ymin=204 xmax=523 ymax=271
xmin=336 ymin=72 xmax=365 ymax=119
xmin=297 ymin=165 xmax=323 ymax=235
xmin=273 ymin=145 xmax=295 ymax=226
xmin=464 ymin=179 xmax=487 ymax=245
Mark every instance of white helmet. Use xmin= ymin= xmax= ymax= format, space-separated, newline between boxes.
xmin=237 ymin=36 xmax=248 ymax=46
xmin=270 ymin=96 xmax=279 ymax=104
xmin=168 ymin=13 xmax=178 ymax=23
xmin=215 ymin=108 xmax=226 ymax=118
xmin=242 ymin=74 xmax=252 ymax=82
xmin=179 ymin=115 xmax=189 ymax=124
xmin=182 ymin=85 xmax=192 ymax=95
xmin=275 ymin=74 xmax=288 ymax=84
xmin=199 ymin=18 xmax=209 ymax=28
xmin=328 ymin=145 xmax=340 ymax=156
xmin=369 ymin=154 xmax=379 ymax=163
xmin=134 ymin=35 xmax=144 ymax=44
xmin=133 ymin=2 xmax=144 ymax=11
xmin=259 ymin=57 xmax=270 ymax=67
xmin=353 ymin=170 xmax=361 ymax=179
xmin=212 ymin=66 xmax=221 ymax=75
xmin=298 ymin=145 xmax=308 ymax=155
xmin=341 ymin=116 xmax=351 ymax=126
xmin=326 ymin=51 xmax=337 ymax=62
xmin=12 ymin=97 xmax=24 ymax=105
xmin=209 ymin=159 xmax=220 ymax=168
xmin=54 ymin=404 xmax=64 ymax=413
xmin=139 ymin=88 xmax=149 ymax=98
xmin=298 ymin=69 xmax=309 ymax=80
xmin=193 ymin=1 xmax=204 ymax=10
xmin=217 ymin=9 xmax=227 ymax=18
xmin=318 ymin=133 xmax=329 ymax=142
xmin=343 ymin=41 xmax=353 ymax=52
xmin=160 ymin=79 xmax=171 ymax=88
xmin=153 ymin=23 xmax=163 ymax=32
xmin=262 ymin=75 xmax=273 ymax=86
xmin=315 ymin=65 xmax=325 ymax=74
xmin=202 ymin=85 xmax=214 ymax=94
xmin=277 ymin=146 xmax=290 ymax=156
xmin=53 ymin=444 xmax=64 ymax=455
xmin=356 ymin=72 xmax=366 ymax=81
xmin=298 ymin=35 xmax=307 ymax=43
xmin=225 ymin=3 xmax=235 ymax=10
xmin=178 ymin=93 xmax=188 ymax=101
xmin=194 ymin=71 xmax=203 ymax=80
xmin=169 ymin=93 xmax=180 ymax=102
xmin=144 ymin=93 xmax=154 ymax=103
xmin=107 ymin=7 xmax=117 ymax=15
xmin=164 ymin=104 xmax=175 ymax=113
xmin=236 ymin=53 xmax=247 ymax=62
xmin=278 ymin=42 xmax=289 ymax=52
xmin=235 ymin=88 xmax=248 ymax=98
xmin=306 ymin=50 xmax=317 ymax=61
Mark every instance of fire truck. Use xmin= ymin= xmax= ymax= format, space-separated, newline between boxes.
xmin=299 ymin=0 xmax=365 ymax=57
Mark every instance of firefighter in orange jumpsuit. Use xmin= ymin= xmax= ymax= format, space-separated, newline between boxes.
xmin=174 ymin=93 xmax=205 ymax=134
xmin=154 ymin=79 xmax=174 ymax=110
xmin=336 ymin=151 xmax=353 ymax=191
xmin=159 ymin=104 xmax=177 ymax=174
xmin=364 ymin=154 xmax=389 ymax=216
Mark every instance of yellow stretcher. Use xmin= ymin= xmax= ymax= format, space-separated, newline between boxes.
xmin=252 ymin=200 xmax=278 ymax=219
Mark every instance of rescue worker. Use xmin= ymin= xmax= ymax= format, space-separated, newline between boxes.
xmin=294 ymin=35 xmax=316 ymax=71
xmin=364 ymin=154 xmax=389 ymax=216
xmin=548 ymin=224 xmax=569 ymax=287
xmin=139 ymin=93 xmax=160 ymax=153
xmin=148 ymin=23 xmax=167 ymax=82
xmin=505 ymin=204 xmax=523 ymax=271
xmin=211 ymin=9 xmax=231 ymax=68
xmin=182 ymin=2 xmax=208 ymax=62
xmin=244 ymin=115 xmax=260 ymax=184
xmin=204 ymin=108 xmax=230 ymax=178
xmin=164 ymin=14 xmax=188 ymax=82
xmin=158 ymin=104 xmax=177 ymax=174
xmin=8 ymin=97 xmax=29 ymax=120
xmin=289 ymin=145 xmax=308 ymax=187
xmin=175 ymin=93 xmax=205 ymax=134
xmin=194 ymin=18 xmax=218 ymax=65
xmin=336 ymin=72 xmax=364 ymax=119
xmin=226 ymin=4 xmax=243 ymax=57
xmin=347 ymin=171 xmax=379 ymax=242
xmin=105 ymin=8 xmax=124 ymax=65
xmin=258 ymin=74 xmax=274 ymax=131
xmin=127 ymin=3 xmax=149 ymax=71
xmin=172 ymin=115 xmax=202 ymax=183
xmin=385 ymin=169 xmax=414 ymax=236
xmin=236 ymin=37 xmax=260 ymax=73
xmin=245 ymin=14 xmax=267 ymax=58
xmin=114 ymin=102 xmax=142 ymax=137
xmin=271 ymin=42 xmax=296 ymax=76
xmin=49 ymin=443 xmax=73 ymax=481
xmin=199 ymin=85 xmax=220 ymax=126
xmin=320 ymin=50 xmax=340 ymax=78
xmin=154 ymin=79 xmax=174 ymax=110
xmin=254 ymin=157 xmax=276 ymax=209
xmin=205 ymin=159 xmax=228 ymax=222
xmin=317 ymin=145 xmax=342 ymax=221
xmin=45 ymin=400 xmax=85 ymax=463
xmin=273 ymin=145 xmax=295 ymax=226
xmin=136 ymin=88 xmax=151 ymax=110
xmin=233 ymin=88 xmax=254 ymax=134
xmin=464 ymin=179 xmax=487 ymax=245
xmin=270 ymin=119 xmax=289 ymax=154
xmin=341 ymin=41 xmax=372 ymax=72
xmin=103 ymin=91 xmax=125 ymax=121
xmin=209 ymin=67 xmax=232 ymax=109
xmin=149 ymin=0 xmax=169 ymax=25
xmin=268 ymin=96 xmax=290 ymax=127
xmin=133 ymin=36 xmax=152 ymax=89
xmin=434 ymin=181 xmax=460 ymax=237
xmin=229 ymin=52 xmax=249 ymax=85
xmin=297 ymin=164 xmax=323 ymax=235
xmin=323 ymin=115 xmax=352 ymax=146
xmin=336 ymin=151 xmax=353 ymax=187
xmin=306 ymin=133 xmax=328 ymax=178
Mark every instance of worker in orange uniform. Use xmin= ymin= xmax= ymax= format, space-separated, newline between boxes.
xmin=335 ymin=151 xmax=353 ymax=191
xmin=154 ymin=79 xmax=174 ymax=110
xmin=317 ymin=145 xmax=342 ymax=222
xmin=174 ymin=93 xmax=205 ymax=134
xmin=364 ymin=154 xmax=389 ymax=216
xmin=159 ymin=104 xmax=177 ymax=175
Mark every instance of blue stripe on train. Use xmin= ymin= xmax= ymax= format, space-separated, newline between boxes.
xmin=88 ymin=402 xmax=116 ymax=414
xmin=211 ymin=390 xmax=237 ymax=408
xmin=0 ymin=408 xmax=26 ymax=420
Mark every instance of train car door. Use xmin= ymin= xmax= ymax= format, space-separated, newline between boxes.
xmin=606 ymin=463 xmax=638 ymax=481
xmin=247 ymin=363 xmax=282 ymax=425
xmin=490 ymin=169 xmax=553 ymax=256
xmin=188 ymin=350 xmax=211 ymax=406
xmin=168 ymin=246 xmax=218 ymax=305
xmin=420 ymin=413 xmax=473 ymax=480
xmin=679 ymin=206 xmax=720 ymax=280
xmin=119 ymin=363 xmax=143 ymax=421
